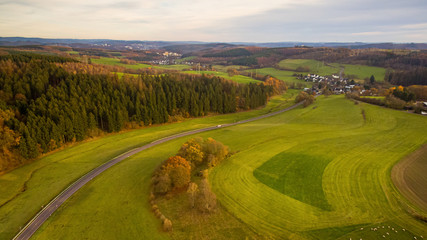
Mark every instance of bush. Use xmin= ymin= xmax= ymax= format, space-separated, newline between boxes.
xmin=385 ymin=95 xmax=406 ymax=109
xmin=163 ymin=218 xmax=173 ymax=232
xmin=295 ymin=91 xmax=315 ymax=107
xmin=169 ymin=166 xmax=191 ymax=189
xmin=296 ymin=66 xmax=310 ymax=72
xmin=153 ymin=174 xmax=171 ymax=194
xmin=196 ymin=179 xmax=217 ymax=213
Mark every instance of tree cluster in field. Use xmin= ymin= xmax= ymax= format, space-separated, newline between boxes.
xmin=346 ymin=86 xmax=419 ymax=110
xmin=0 ymin=53 xmax=272 ymax=173
xmin=295 ymin=91 xmax=315 ymax=107
xmin=150 ymin=137 xmax=228 ymax=231
xmin=152 ymin=137 xmax=228 ymax=194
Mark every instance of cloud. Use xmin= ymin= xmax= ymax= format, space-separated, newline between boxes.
xmin=0 ymin=0 xmax=426 ymax=42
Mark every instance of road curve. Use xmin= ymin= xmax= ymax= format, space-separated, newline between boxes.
xmin=13 ymin=101 xmax=304 ymax=240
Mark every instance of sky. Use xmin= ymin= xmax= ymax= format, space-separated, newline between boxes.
xmin=1 ymin=0 xmax=427 ymax=43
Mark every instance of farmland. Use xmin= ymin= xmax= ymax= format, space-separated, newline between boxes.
xmin=392 ymin=144 xmax=427 ymax=212
xmin=337 ymin=63 xmax=386 ymax=82
xmin=249 ymin=67 xmax=310 ymax=86
xmin=278 ymin=59 xmax=339 ymax=75
xmin=183 ymin=70 xmax=260 ymax=84
xmin=17 ymin=95 xmax=427 ymax=239
xmin=0 ymin=91 xmax=298 ymax=240
xmin=91 ymin=57 xmax=151 ymax=69
xmin=210 ymin=96 xmax=427 ymax=239
xmin=278 ymin=59 xmax=386 ymax=81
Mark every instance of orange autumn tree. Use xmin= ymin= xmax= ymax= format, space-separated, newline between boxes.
xmin=161 ymin=156 xmax=191 ymax=189
xmin=178 ymin=138 xmax=204 ymax=166
xmin=264 ymin=77 xmax=288 ymax=95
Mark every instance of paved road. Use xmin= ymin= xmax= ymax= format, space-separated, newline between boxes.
xmin=13 ymin=101 xmax=304 ymax=240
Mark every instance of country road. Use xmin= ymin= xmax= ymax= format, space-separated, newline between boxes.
xmin=13 ymin=101 xmax=304 ymax=240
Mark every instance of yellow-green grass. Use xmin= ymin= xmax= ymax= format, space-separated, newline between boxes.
xmin=0 ymin=91 xmax=298 ymax=240
xmin=153 ymin=64 xmax=189 ymax=71
xmin=209 ymin=96 xmax=427 ymax=239
xmin=337 ymin=64 xmax=386 ymax=82
xmin=360 ymin=96 xmax=385 ymax=100
xmin=278 ymin=59 xmax=339 ymax=75
xmin=250 ymin=67 xmax=310 ymax=86
xmin=174 ymin=56 xmax=196 ymax=64
xmin=66 ymin=51 xmax=79 ymax=55
xmin=213 ymin=65 xmax=249 ymax=72
xmin=278 ymin=59 xmax=386 ymax=82
xmin=155 ymin=187 xmax=263 ymax=240
xmin=183 ymin=70 xmax=260 ymax=84
xmin=91 ymin=57 xmax=151 ymax=70
xmin=114 ymin=72 xmax=140 ymax=78
xmin=29 ymin=95 xmax=427 ymax=239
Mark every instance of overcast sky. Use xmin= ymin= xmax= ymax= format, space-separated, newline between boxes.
xmin=1 ymin=0 xmax=427 ymax=42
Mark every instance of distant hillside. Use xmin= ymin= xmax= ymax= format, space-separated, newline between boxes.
xmin=0 ymin=37 xmax=206 ymax=50
xmin=1 ymin=37 xmax=427 ymax=50
xmin=162 ymin=43 xmax=238 ymax=54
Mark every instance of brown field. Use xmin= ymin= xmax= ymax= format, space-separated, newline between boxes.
xmin=392 ymin=144 xmax=427 ymax=213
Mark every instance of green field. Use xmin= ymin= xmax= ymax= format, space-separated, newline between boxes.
xmin=213 ymin=65 xmax=249 ymax=72
xmin=19 ymin=95 xmax=427 ymax=239
xmin=210 ymin=96 xmax=427 ymax=239
xmin=278 ymin=59 xmax=386 ymax=81
xmin=91 ymin=57 xmax=151 ymax=69
xmin=153 ymin=64 xmax=190 ymax=71
xmin=66 ymin=51 xmax=79 ymax=55
xmin=0 ymin=91 xmax=298 ymax=240
xmin=278 ymin=59 xmax=339 ymax=75
xmin=333 ymin=63 xmax=386 ymax=82
xmin=360 ymin=96 xmax=385 ymax=100
xmin=174 ymin=56 xmax=196 ymax=63
xmin=183 ymin=70 xmax=260 ymax=84
xmin=250 ymin=67 xmax=310 ymax=86
xmin=2 ymin=93 xmax=426 ymax=239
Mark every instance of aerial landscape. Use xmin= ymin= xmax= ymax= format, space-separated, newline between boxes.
xmin=0 ymin=0 xmax=427 ymax=240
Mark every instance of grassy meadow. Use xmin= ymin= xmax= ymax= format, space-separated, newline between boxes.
xmin=183 ymin=70 xmax=260 ymax=84
xmin=210 ymin=96 xmax=427 ymax=239
xmin=0 ymin=91 xmax=298 ymax=240
xmin=278 ymin=59 xmax=386 ymax=81
xmin=250 ymin=67 xmax=310 ymax=86
xmin=278 ymin=59 xmax=339 ymax=75
xmin=91 ymin=57 xmax=151 ymax=69
xmin=337 ymin=63 xmax=386 ymax=82
xmin=23 ymin=95 xmax=427 ymax=239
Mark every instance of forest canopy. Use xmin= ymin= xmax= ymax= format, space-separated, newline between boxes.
xmin=0 ymin=53 xmax=275 ymax=173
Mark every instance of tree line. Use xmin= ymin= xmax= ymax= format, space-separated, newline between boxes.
xmin=0 ymin=53 xmax=274 ymax=173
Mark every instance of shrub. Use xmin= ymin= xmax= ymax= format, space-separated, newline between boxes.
xmin=385 ymin=95 xmax=406 ymax=109
xmin=196 ymin=179 xmax=217 ymax=213
xmin=153 ymin=174 xmax=171 ymax=194
xmin=163 ymin=218 xmax=173 ymax=232
xmin=169 ymin=166 xmax=191 ymax=189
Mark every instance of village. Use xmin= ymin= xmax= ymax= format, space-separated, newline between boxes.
xmin=302 ymin=73 xmax=361 ymax=95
